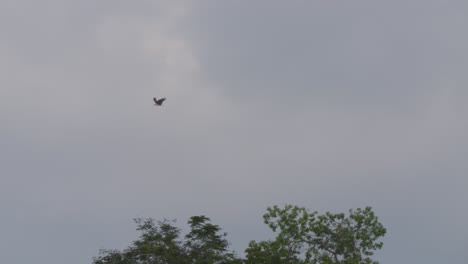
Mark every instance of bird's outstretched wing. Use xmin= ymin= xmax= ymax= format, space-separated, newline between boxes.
xmin=153 ymin=97 xmax=166 ymax=106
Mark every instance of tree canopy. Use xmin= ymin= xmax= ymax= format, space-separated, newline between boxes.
xmin=93 ymin=206 xmax=385 ymax=264
xmin=245 ymin=205 xmax=386 ymax=264
xmin=93 ymin=216 xmax=240 ymax=264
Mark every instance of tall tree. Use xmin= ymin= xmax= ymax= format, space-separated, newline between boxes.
xmin=184 ymin=216 xmax=240 ymax=264
xmin=93 ymin=216 xmax=240 ymax=264
xmin=245 ymin=206 xmax=386 ymax=264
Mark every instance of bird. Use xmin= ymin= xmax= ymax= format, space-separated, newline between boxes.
xmin=153 ymin=97 xmax=166 ymax=106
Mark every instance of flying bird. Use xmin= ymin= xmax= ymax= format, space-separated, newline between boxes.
xmin=153 ymin=97 xmax=166 ymax=106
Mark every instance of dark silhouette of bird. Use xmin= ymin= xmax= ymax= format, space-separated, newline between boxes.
xmin=153 ymin=97 xmax=166 ymax=106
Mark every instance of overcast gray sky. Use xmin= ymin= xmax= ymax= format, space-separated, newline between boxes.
xmin=1 ymin=1 xmax=467 ymax=263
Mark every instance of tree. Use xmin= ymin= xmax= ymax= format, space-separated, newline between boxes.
xmin=93 ymin=206 xmax=386 ymax=264
xmin=184 ymin=216 xmax=241 ymax=264
xmin=93 ymin=216 xmax=240 ymax=264
xmin=245 ymin=205 xmax=386 ymax=264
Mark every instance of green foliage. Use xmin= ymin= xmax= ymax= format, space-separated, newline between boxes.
xmin=245 ymin=206 xmax=386 ymax=264
xmin=185 ymin=216 xmax=240 ymax=264
xmin=94 ymin=206 xmax=385 ymax=264
xmin=93 ymin=216 xmax=240 ymax=264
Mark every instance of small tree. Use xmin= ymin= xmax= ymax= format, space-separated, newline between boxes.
xmin=245 ymin=206 xmax=386 ymax=264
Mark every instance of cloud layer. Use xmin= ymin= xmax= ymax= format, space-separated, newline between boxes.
xmin=1 ymin=1 xmax=467 ymax=263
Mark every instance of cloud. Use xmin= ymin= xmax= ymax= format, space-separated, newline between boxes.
xmin=184 ymin=1 xmax=468 ymax=110
xmin=1 ymin=1 xmax=468 ymax=264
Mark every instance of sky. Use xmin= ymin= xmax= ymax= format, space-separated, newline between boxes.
xmin=1 ymin=0 xmax=467 ymax=263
